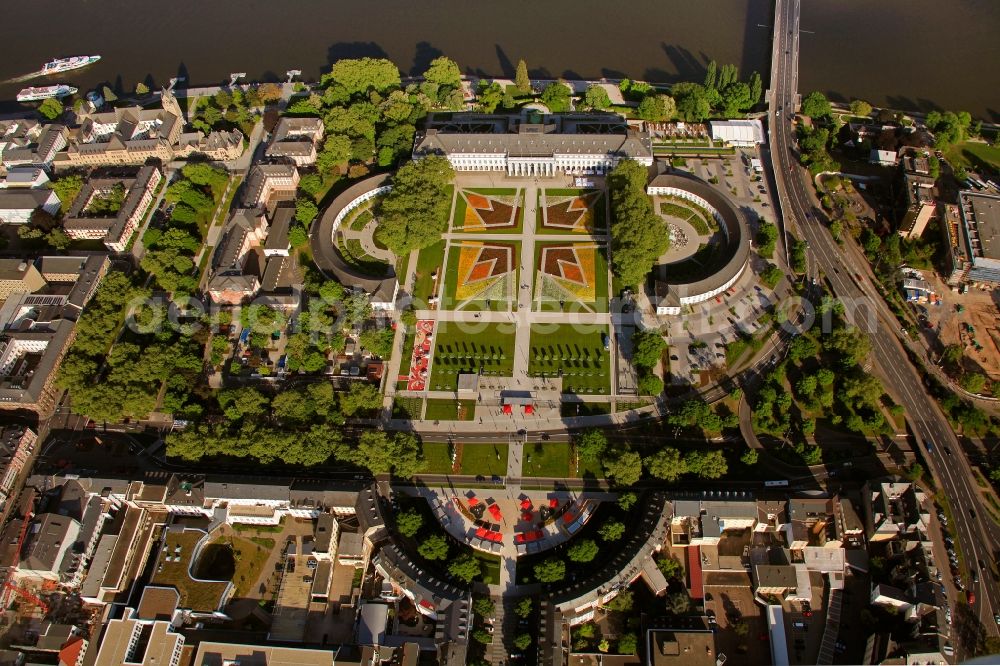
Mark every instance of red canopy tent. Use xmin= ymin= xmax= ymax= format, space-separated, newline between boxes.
xmin=523 ymin=404 xmax=534 ymax=415
xmin=468 ymin=497 xmax=479 ymax=506
xmin=502 ymin=404 xmax=513 ymax=414
xmin=549 ymin=498 xmax=559 ymax=508
xmin=520 ymin=499 xmax=532 ymax=510
xmin=488 ymin=504 xmax=502 ymax=520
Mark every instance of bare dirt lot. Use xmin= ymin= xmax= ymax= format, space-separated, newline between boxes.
xmin=920 ymin=274 xmax=1000 ymax=381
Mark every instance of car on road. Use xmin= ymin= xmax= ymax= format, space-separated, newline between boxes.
xmin=968 ymin=590 xmax=976 ymax=605
xmin=972 ymin=569 xmax=979 ymax=584
xmin=994 ymin=614 xmax=1000 ymax=625
xmin=970 ymin=508 xmax=978 ymax=519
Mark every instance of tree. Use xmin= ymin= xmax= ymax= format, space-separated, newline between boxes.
xmin=704 ymin=61 xmax=718 ymax=90
xmin=637 ymin=94 xmax=676 ymax=122
xmin=961 ymin=372 xmax=987 ymax=394
xmin=657 ymin=556 xmax=682 ymax=580
xmin=101 ymin=86 xmax=118 ymax=103
xmin=567 ymin=539 xmax=599 ymax=563
xmin=423 ymin=56 xmax=462 ymax=91
xmin=378 ymin=155 xmax=455 ymax=254
xmin=473 ymin=597 xmax=495 ymax=618
xmin=37 ymin=98 xmax=64 ymax=121
xmin=756 ymin=220 xmax=778 ymax=258
xmin=645 ymin=447 xmax=685 ymax=481
xmin=608 ymin=589 xmax=633 ymax=612
xmin=341 ymin=382 xmax=383 ymax=416
xmin=638 ymin=372 xmax=663 ymax=396
xmin=598 ymin=520 xmax=625 ymax=542
xmin=324 ymin=58 xmax=400 ymax=97
xmin=749 ymin=71 xmax=763 ymax=106
xmin=617 ymin=633 xmax=638 ymax=655
xmin=417 ymin=534 xmax=450 ymax=561
xmin=514 ymin=597 xmax=534 ymax=618
xmin=476 ymin=81 xmax=504 ymax=113
xmin=135 ymin=81 xmax=150 ymax=95
xmin=540 ymin=82 xmax=572 ymax=113
xmin=617 ymin=492 xmax=637 ymax=511
xmin=632 ymin=330 xmax=666 ymax=368
xmin=351 ymin=431 xmax=425 ymax=478
xmin=575 ymin=429 xmax=607 ymax=461
xmin=359 ymin=328 xmax=394 ymax=359
xmin=667 ymin=592 xmax=691 ymax=615
xmin=533 ymin=558 xmax=566 ymax=583
xmin=672 ymin=83 xmax=712 ymax=122
xmin=603 ymin=449 xmax=643 ymax=486
xmin=317 ymin=134 xmax=352 ymax=174
xmin=801 ymin=91 xmax=832 ymax=120
xmin=684 ymin=450 xmax=728 ymax=479
xmin=448 ymin=553 xmax=481 ymax=582
xmin=515 ymin=59 xmax=531 ymax=94
xmin=50 ymin=174 xmax=84 ymax=214
xmin=295 ymin=197 xmax=318 ymax=226
xmin=396 ymin=509 xmax=423 ymax=537
xmin=583 ymin=84 xmax=611 ymax=110
xmin=219 ymin=388 xmax=269 ymax=422
xmin=741 ymin=448 xmax=759 ymax=466
xmin=849 ymin=99 xmax=872 ymax=117
xmin=608 ymin=159 xmax=669 ymax=287
xmin=514 ymin=633 xmax=532 ymax=650
xmin=471 ymin=628 xmax=492 ymax=644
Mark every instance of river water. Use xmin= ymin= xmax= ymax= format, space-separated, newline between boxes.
xmin=0 ymin=0 xmax=997 ymax=119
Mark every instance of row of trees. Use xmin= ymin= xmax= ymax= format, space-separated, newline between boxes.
xmin=189 ymin=84 xmax=283 ymax=136
xmin=608 ymin=159 xmax=669 ymax=287
xmin=576 ymin=429 xmax=729 ymax=486
xmin=165 ymin=382 xmax=427 ymax=473
xmin=141 ymin=163 xmax=228 ymax=295
xmin=631 ymin=329 xmax=666 ymax=395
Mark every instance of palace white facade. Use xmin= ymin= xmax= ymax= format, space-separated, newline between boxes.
xmin=413 ymin=112 xmax=654 ymax=177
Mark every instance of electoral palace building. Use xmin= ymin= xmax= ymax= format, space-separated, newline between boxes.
xmin=412 ymin=112 xmax=653 ymax=177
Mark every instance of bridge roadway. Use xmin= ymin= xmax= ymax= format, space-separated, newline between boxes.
xmin=767 ymin=0 xmax=999 ymax=646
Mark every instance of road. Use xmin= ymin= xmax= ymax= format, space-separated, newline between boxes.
xmin=768 ymin=0 xmax=999 ymax=647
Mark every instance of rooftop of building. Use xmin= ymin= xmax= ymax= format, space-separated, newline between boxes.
xmin=960 ymin=190 xmax=1000 ymax=262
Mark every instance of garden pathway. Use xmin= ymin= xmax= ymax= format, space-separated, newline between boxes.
xmin=351 ymin=218 xmax=394 ymax=263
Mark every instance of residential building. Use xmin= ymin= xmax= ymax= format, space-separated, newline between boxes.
xmin=242 ymin=163 xmax=299 ymax=209
xmin=1 ymin=123 xmax=67 ymax=169
xmin=193 ymin=641 xmax=337 ymax=665
xmin=0 ymin=427 xmax=35 ymax=512
xmin=62 ymin=165 xmax=162 ymax=252
xmin=0 ymin=189 xmax=60 ymax=225
xmin=956 ymin=191 xmax=1000 ymax=283
xmin=863 ymin=480 xmax=929 ymax=543
xmin=175 ymin=128 xmax=245 ymax=162
xmin=266 ymin=116 xmax=325 ymax=166
xmin=0 ymin=255 xmax=109 ymax=414
xmin=870 ymin=149 xmax=899 ymax=166
xmin=0 ymin=167 xmax=50 ymax=189
xmin=17 ymin=513 xmax=80 ymax=580
xmin=0 ymin=260 xmax=46 ymax=303
xmin=645 ymin=617 xmax=719 ymax=666
xmin=92 ymin=608 xmax=184 ymax=666
xmin=413 ymin=112 xmax=653 ymax=176
xmin=709 ymin=119 xmax=765 ymax=146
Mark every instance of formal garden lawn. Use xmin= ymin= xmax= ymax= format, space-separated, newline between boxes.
xmin=421 ymin=441 xmax=455 ymax=474
xmin=537 ymin=188 xmax=607 ymax=234
xmin=460 ymin=442 xmax=509 ymax=477
xmin=528 ymin=324 xmax=611 ymax=395
xmin=533 ymin=241 xmax=609 ymax=313
xmin=521 ymin=441 xmax=571 ymax=478
xmin=439 ymin=239 xmax=519 ymax=311
xmin=413 ymin=239 xmax=446 ymax=306
xmin=450 ymin=188 xmax=524 ymax=234
xmin=428 ymin=322 xmax=516 ymax=391
xmin=425 ymin=398 xmax=476 ymax=421
xmin=392 ymin=396 xmax=423 ymax=419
